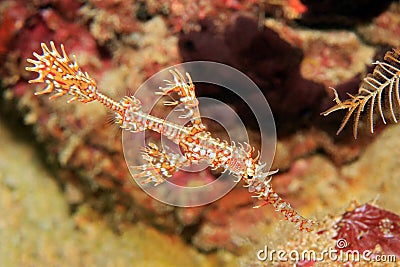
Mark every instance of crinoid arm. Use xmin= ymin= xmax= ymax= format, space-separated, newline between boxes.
xmin=322 ymin=48 xmax=400 ymax=138
xmin=131 ymin=143 xmax=188 ymax=186
xmin=156 ymin=69 xmax=206 ymax=131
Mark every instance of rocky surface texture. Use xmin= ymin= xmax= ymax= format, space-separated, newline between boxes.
xmin=0 ymin=118 xmax=234 ymax=267
xmin=239 ymin=125 xmax=400 ymax=266
xmin=1 ymin=0 xmax=400 ymax=266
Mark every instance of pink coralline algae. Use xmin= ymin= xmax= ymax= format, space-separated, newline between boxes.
xmin=142 ymin=0 xmax=259 ymax=32
xmin=0 ymin=1 xmax=31 ymax=58
xmin=17 ymin=9 xmax=97 ymax=61
xmin=334 ymin=204 xmax=400 ymax=257
xmin=1 ymin=0 xmax=87 ymax=56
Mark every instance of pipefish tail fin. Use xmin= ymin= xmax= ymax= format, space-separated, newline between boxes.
xmin=27 ymin=41 xmax=128 ymax=117
xmin=26 ymin=41 xmax=99 ymax=103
